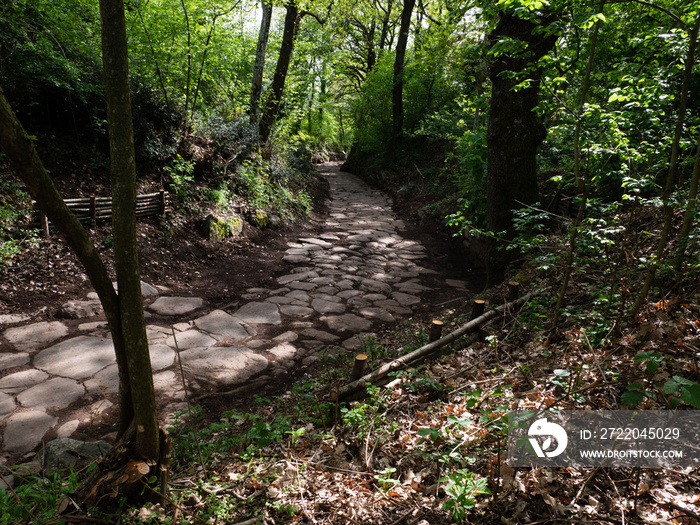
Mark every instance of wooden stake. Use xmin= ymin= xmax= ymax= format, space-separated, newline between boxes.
xmin=470 ymin=299 xmax=486 ymax=320
xmin=508 ymin=281 xmax=521 ymax=302
xmin=40 ymin=211 xmax=49 ymax=237
xmin=351 ymin=353 xmax=368 ymax=380
xmin=429 ymin=320 xmax=444 ymax=342
xmin=89 ymin=195 xmax=97 ymax=224
xmin=159 ymin=189 xmax=166 ymax=216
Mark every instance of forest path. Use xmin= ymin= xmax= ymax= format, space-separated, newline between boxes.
xmin=0 ymin=162 xmax=475 ymax=466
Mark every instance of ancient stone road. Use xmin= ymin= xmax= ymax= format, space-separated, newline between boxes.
xmin=0 ymin=163 xmax=470 ymax=460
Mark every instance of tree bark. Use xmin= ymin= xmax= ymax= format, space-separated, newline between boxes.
xmin=259 ymin=1 xmax=300 ymax=143
xmin=250 ymin=0 xmax=273 ymax=127
xmin=390 ymin=0 xmax=415 ymax=154
xmin=99 ymin=0 xmax=159 ymax=461
xmin=485 ymin=9 xmax=558 ymax=284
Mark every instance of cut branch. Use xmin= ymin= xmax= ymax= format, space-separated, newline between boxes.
xmin=332 ymin=290 xmax=540 ymax=401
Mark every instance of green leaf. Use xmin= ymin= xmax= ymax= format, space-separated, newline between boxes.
xmin=679 ymin=383 xmax=700 ymax=408
xmin=621 ymin=390 xmax=644 ymax=406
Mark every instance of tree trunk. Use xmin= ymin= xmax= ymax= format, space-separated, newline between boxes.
xmin=0 ymin=87 xmax=133 ymax=436
xmin=250 ymin=0 xmax=273 ymax=127
xmin=630 ymin=18 xmax=699 ymax=317
xmin=390 ymin=0 xmax=415 ymax=155
xmin=485 ymin=9 xmax=558 ymax=284
xmin=259 ymin=1 xmax=300 ymax=143
xmin=99 ymin=0 xmax=159 ymax=461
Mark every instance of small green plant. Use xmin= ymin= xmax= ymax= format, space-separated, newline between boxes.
xmin=440 ymin=469 xmax=491 ymax=523
xmin=0 ymin=467 xmax=79 ymax=523
xmin=373 ymin=467 xmax=400 ymax=492
xmin=165 ymin=154 xmax=195 ymax=200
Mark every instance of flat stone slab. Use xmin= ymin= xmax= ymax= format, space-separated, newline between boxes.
xmin=34 ymin=336 xmax=115 ymax=379
xmin=392 ymin=292 xmax=421 ymax=306
xmin=0 ymin=352 xmax=30 ymax=372
xmin=165 ymin=329 xmax=217 ymax=350
xmin=194 ymin=310 xmax=257 ymax=340
xmin=17 ymin=377 xmax=85 ymax=410
xmin=311 ymin=299 xmax=346 ymax=315
xmin=149 ymin=296 xmax=204 ymax=316
xmin=268 ymin=343 xmax=298 ymax=360
xmin=0 ymin=369 xmax=49 ymax=394
xmin=0 ymin=314 xmax=30 ymax=326
xmin=149 ymin=344 xmax=176 ymax=370
xmin=179 ymin=346 xmax=268 ymax=384
xmin=84 ymin=364 xmax=119 ymax=394
xmin=300 ymin=328 xmax=340 ymax=343
xmin=279 ymin=305 xmax=314 ymax=317
xmin=0 ymin=392 xmax=16 ymax=417
xmin=3 ymin=410 xmax=58 ymax=454
xmin=357 ymin=307 xmax=395 ymax=323
xmin=232 ymin=302 xmax=282 ymax=325
xmin=4 ymin=321 xmax=68 ymax=352
xmin=322 ymin=314 xmax=372 ymax=334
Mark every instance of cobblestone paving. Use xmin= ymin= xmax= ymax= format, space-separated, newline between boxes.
xmin=0 ymin=164 xmax=468 ymax=458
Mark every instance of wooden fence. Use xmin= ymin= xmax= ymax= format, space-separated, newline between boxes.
xmin=32 ymin=190 xmax=169 ymax=235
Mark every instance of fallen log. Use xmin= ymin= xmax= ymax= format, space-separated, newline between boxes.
xmin=332 ymin=289 xmax=540 ymax=401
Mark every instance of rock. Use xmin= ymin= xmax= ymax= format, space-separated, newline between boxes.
xmin=194 ymin=309 xmax=257 ymax=340
xmin=268 ymin=343 xmax=298 ymax=360
xmin=0 ymin=369 xmax=49 ymax=394
xmin=57 ymin=300 xmax=103 ymax=319
xmin=3 ymin=410 xmax=58 ymax=454
xmin=179 ymin=346 xmax=268 ymax=384
xmin=322 ymin=314 xmax=372 ymax=335
xmin=311 ymin=299 xmax=346 ymax=315
xmin=149 ymin=344 xmax=176 ymax=370
xmin=273 ymin=331 xmax=299 ymax=343
xmin=0 ymin=352 xmax=30 ymax=372
xmin=268 ymin=215 xmax=283 ymax=229
xmin=247 ymin=209 xmax=269 ymax=228
xmin=34 ymin=336 xmax=115 ymax=379
xmin=56 ymin=420 xmax=81 ymax=438
xmin=300 ymin=328 xmax=340 ymax=343
xmin=0 ymin=314 xmax=30 ymax=326
xmin=149 ymin=296 xmax=204 ymax=316
xmin=232 ymin=302 xmax=282 ymax=325
xmin=199 ymin=213 xmax=243 ymax=241
xmin=0 ymin=392 xmax=16 ymax=417
xmin=165 ymin=329 xmax=217 ymax=350
xmin=37 ymin=438 xmax=112 ymax=472
xmin=4 ymin=321 xmax=68 ymax=352
xmin=17 ymin=378 xmax=85 ymax=410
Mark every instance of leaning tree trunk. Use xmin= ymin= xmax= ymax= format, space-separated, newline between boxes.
xmin=485 ymin=9 xmax=559 ymax=285
xmin=99 ymin=0 xmax=159 ymax=461
xmin=258 ymin=1 xmax=300 ymax=143
xmin=250 ymin=0 xmax=273 ymax=127
xmin=0 ymin=87 xmax=134 ymax=435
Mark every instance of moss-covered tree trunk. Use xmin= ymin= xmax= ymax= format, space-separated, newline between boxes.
xmin=259 ymin=1 xmax=300 ymax=143
xmin=390 ymin=0 xmax=415 ymax=157
xmin=99 ymin=0 xmax=159 ymax=461
xmin=250 ymin=0 xmax=273 ymax=127
xmin=485 ymin=9 xmax=558 ymax=284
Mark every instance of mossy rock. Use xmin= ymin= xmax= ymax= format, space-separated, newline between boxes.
xmin=201 ymin=213 xmax=243 ymax=241
xmin=248 ymin=209 xmax=269 ymax=229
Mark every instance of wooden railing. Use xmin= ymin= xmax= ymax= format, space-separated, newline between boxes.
xmin=32 ymin=190 xmax=169 ymax=235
